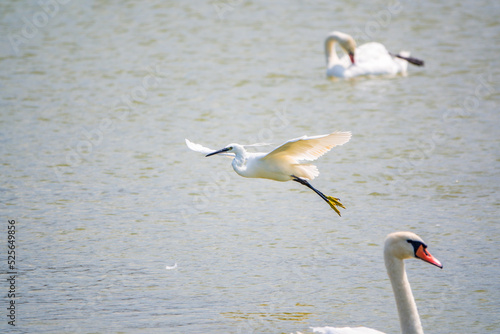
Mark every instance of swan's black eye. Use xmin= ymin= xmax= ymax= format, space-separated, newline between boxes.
xmin=407 ymin=239 xmax=420 ymax=253
xmin=407 ymin=239 xmax=428 ymax=256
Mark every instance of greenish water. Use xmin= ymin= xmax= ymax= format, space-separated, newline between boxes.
xmin=1 ymin=1 xmax=499 ymax=333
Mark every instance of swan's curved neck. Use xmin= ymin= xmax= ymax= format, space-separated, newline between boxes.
xmin=384 ymin=254 xmax=424 ymax=334
xmin=325 ymin=36 xmax=340 ymax=67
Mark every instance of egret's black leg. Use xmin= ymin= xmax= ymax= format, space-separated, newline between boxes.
xmin=292 ymin=176 xmax=329 ymax=202
xmin=292 ymin=176 xmax=345 ymax=216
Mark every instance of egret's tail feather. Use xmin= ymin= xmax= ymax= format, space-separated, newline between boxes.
xmin=293 ymin=164 xmax=319 ymax=180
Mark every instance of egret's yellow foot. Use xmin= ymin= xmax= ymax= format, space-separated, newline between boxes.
xmin=326 ymin=195 xmax=345 ymax=217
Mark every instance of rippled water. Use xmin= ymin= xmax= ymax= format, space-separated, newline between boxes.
xmin=1 ymin=1 xmax=499 ymax=333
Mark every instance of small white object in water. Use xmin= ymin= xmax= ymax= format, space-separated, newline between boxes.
xmin=166 ymin=263 xmax=178 ymax=270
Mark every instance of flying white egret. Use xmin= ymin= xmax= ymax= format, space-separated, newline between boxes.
xmin=325 ymin=31 xmax=424 ymax=78
xmin=185 ymin=131 xmax=351 ymax=216
xmin=309 ymin=231 xmax=443 ymax=334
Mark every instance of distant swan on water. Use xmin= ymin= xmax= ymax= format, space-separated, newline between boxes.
xmin=325 ymin=31 xmax=424 ymax=79
xmin=306 ymin=231 xmax=442 ymax=334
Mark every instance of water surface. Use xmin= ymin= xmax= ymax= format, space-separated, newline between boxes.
xmin=1 ymin=1 xmax=499 ymax=333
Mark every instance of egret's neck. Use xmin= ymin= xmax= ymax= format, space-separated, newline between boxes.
xmin=231 ymin=151 xmax=248 ymax=177
xmin=325 ymin=36 xmax=340 ymax=68
xmin=384 ymin=254 xmax=424 ymax=334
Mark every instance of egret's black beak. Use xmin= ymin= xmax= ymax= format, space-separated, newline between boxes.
xmin=206 ymin=147 xmax=230 ymax=157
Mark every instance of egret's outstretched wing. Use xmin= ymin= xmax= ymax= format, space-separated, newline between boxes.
xmin=244 ymin=142 xmax=272 ymax=148
xmin=185 ymin=139 xmax=235 ymax=157
xmin=263 ymin=131 xmax=351 ymax=162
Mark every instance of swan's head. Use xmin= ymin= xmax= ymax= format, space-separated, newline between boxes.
xmin=384 ymin=232 xmax=443 ymax=268
xmin=206 ymin=143 xmax=245 ymax=157
xmin=326 ymin=31 xmax=357 ymax=64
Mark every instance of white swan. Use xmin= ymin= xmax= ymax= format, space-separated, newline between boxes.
xmin=325 ymin=31 xmax=424 ymax=78
xmin=311 ymin=231 xmax=442 ymax=334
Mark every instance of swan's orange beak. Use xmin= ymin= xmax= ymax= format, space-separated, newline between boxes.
xmin=349 ymin=52 xmax=355 ymax=65
xmin=416 ymin=245 xmax=443 ymax=269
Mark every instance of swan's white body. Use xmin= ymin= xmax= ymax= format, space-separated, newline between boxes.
xmin=186 ymin=132 xmax=352 ymax=215
xmin=311 ymin=232 xmax=443 ymax=334
xmin=325 ymin=31 xmax=409 ymax=78
xmin=312 ymin=327 xmax=384 ymax=334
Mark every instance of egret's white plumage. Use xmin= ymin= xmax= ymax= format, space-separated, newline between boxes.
xmin=325 ymin=31 xmax=424 ymax=79
xmin=185 ymin=132 xmax=351 ymax=215
xmin=309 ymin=232 xmax=442 ymax=334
